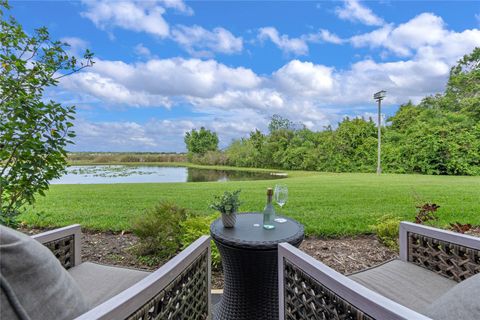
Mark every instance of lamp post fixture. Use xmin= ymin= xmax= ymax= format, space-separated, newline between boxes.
xmin=373 ymin=90 xmax=386 ymax=175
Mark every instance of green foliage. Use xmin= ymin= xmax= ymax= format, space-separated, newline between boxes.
xmin=0 ymin=2 xmax=93 ymax=226
xmin=190 ymin=150 xmax=228 ymax=166
xmin=180 ymin=214 xmax=221 ymax=269
xmin=184 ymin=127 xmax=219 ymax=159
xmin=209 ymin=190 xmax=242 ymax=214
xmin=371 ymin=215 xmax=401 ymax=251
xmin=132 ymin=202 xmax=188 ymax=260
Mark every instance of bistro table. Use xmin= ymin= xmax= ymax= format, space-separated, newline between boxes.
xmin=210 ymin=213 xmax=304 ymax=320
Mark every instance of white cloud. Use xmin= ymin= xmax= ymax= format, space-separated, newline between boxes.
xmin=61 ymin=72 xmax=172 ymax=107
xmin=81 ymin=0 xmax=170 ymax=37
xmin=171 ymin=25 xmax=243 ymax=56
xmin=350 ymin=13 xmax=480 ymax=59
xmin=61 ymin=57 xmax=262 ymax=106
xmin=134 ymin=43 xmax=152 ymax=58
xmin=60 ymin=37 xmax=89 ymax=56
xmin=158 ymin=0 xmax=193 ymax=15
xmin=305 ymin=29 xmax=344 ymax=44
xmin=257 ymin=27 xmax=344 ymax=55
xmin=258 ymin=27 xmax=309 ymax=56
xmin=335 ymin=0 xmax=384 ymax=26
xmin=273 ymin=60 xmax=335 ymax=96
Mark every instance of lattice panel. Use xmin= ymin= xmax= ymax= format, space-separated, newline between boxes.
xmin=127 ymin=249 xmax=209 ymax=320
xmin=283 ymin=259 xmax=373 ymax=320
xmin=408 ymin=232 xmax=480 ymax=282
xmin=43 ymin=235 xmax=75 ymax=270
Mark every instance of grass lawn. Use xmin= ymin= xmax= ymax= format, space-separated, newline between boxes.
xmin=20 ymin=166 xmax=480 ymax=236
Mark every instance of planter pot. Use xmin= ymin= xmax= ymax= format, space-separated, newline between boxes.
xmin=221 ymin=212 xmax=237 ymax=228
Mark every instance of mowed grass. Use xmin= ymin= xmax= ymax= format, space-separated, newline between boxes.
xmin=20 ymin=170 xmax=480 ymax=236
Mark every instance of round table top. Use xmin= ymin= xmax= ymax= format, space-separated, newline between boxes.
xmin=210 ymin=213 xmax=304 ymax=250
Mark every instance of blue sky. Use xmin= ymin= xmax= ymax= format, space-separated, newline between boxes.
xmin=9 ymin=0 xmax=480 ymax=152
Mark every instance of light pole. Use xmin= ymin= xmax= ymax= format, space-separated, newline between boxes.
xmin=373 ymin=90 xmax=386 ymax=175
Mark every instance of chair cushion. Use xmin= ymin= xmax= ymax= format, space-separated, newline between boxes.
xmin=68 ymin=262 xmax=150 ymax=307
xmin=348 ymin=259 xmax=456 ymax=313
xmin=0 ymin=225 xmax=89 ymax=320
xmin=424 ymin=273 xmax=480 ymax=320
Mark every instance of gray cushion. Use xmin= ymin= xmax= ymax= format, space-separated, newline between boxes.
xmin=68 ymin=262 xmax=150 ymax=307
xmin=348 ymin=259 xmax=456 ymax=313
xmin=424 ymin=273 xmax=480 ymax=320
xmin=0 ymin=225 xmax=89 ymax=320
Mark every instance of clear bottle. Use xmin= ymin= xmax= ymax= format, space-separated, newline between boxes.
xmin=263 ymin=188 xmax=276 ymax=229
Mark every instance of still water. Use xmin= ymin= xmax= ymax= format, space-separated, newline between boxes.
xmin=51 ymin=165 xmax=286 ymax=184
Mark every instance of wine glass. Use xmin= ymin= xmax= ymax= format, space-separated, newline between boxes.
xmin=274 ymin=184 xmax=288 ymax=208
xmin=274 ymin=184 xmax=288 ymax=222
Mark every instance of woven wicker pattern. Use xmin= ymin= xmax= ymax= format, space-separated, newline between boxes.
xmin=213 ymin=242 xmax=279 ymax=320
xmin=408 ymin=232 xmax=480 ymax=282
xmin=127 ymin=249 xmax=209 ymax=320
xmin=283 ymin=258 xmax=373 ymax=320
xmin=43 ymin=235 xmax=75 ymax=270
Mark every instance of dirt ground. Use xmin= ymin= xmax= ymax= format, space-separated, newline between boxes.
xmin=23 ymin=227 xmax=403 ymax=288
xmin=22 ymin=226 xmax=480 ymax=289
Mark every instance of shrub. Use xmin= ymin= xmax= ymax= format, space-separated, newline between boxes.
xmin=191 ymin=151 xmax=229 ymax=166
xmin=415 ymin=203 xmax=440 ymax=224
xmin=180 ymin=214 xmax=221 ymax=269
xmin=132 ymin=202 xmax=188 ymax=261
xmin=371 ymin=215 xmax=401 ymax=251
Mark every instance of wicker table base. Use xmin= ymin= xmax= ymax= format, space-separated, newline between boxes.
xmin=211 ymin=213 xmax=304 ymax=320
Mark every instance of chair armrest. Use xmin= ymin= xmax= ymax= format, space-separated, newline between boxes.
xmin=399 ymin=221 xmax=480 ymax=282
xmin=278 ymin=243 xmax=431 ymax=320
xmin=32 ymin=224 xmax=82 ymax=269
xmin=75 ymin=235 xmax=212 ymax=320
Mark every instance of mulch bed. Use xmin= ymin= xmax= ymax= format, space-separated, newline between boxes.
xmin=22 ymin=227 xmax=398 ymax=289
xmin=22 ymin=225 xmax=480 ymax=289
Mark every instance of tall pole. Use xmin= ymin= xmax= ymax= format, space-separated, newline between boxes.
xmin=377 ymin=98 xmax=382 ymax=175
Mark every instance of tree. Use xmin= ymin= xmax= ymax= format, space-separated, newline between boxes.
xmin=0 ymin=2 xmax=94 ymax=226
xmin=184 ymin=127 xmax=219 ymax=157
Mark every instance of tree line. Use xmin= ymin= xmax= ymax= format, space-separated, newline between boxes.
xmin=185 ymin=48 xmax=480 ymax=176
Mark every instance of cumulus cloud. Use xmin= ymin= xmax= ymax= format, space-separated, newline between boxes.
xmin=335 ymin=0 xmax=384 ymax=26
xmin=257 ymin=27 xmax=344 ymax=55
xmin=273 ymin=60 xmax=335 ymax=96
xmin=171 ymin=25 xmax=243 ymax=56
xmin=258 ymin=27 xmax=309 ymax=55
xmin=305 ymin=29 xmax=344 ymax=44
xmin=61 ymin=57 xmax=262 ymax=108
xmin=81 ymin=0 xmax=170 ymax=37
xmin=350 ymin=13 xmax=480 ymax=59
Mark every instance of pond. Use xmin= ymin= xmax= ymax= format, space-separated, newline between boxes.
xmin=51 ymin=165 xmax=287 ymax=184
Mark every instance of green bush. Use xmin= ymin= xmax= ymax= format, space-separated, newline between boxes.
xmin=180 ymin=214 xmax=221 ymax=269
xmin=371 ymin=215 xmax=401 ymax=251
xmin=132 ymin=202 xmax=188 ymax=261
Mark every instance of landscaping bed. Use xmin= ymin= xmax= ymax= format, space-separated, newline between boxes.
xmin=22 ymin=227 xmax=396 ymax=288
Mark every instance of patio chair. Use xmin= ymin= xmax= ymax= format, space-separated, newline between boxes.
xmin=0 ymin=224 xmax=211 ymax=320
xmin=278 ymin=221 xmax=480 ymax=320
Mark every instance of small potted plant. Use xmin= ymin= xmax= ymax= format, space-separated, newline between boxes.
xmin=210 ymin=190 xmax=242 ymax=228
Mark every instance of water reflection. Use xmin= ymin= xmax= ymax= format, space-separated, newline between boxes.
xmin=187 ymin=169 xmax=282 ymax=182
xmin=51 ymin=165 xmax=286 ymax=184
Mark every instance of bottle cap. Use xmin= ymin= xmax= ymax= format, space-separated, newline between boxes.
xmin=267 ymin=188 xmax=273 ymax=196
